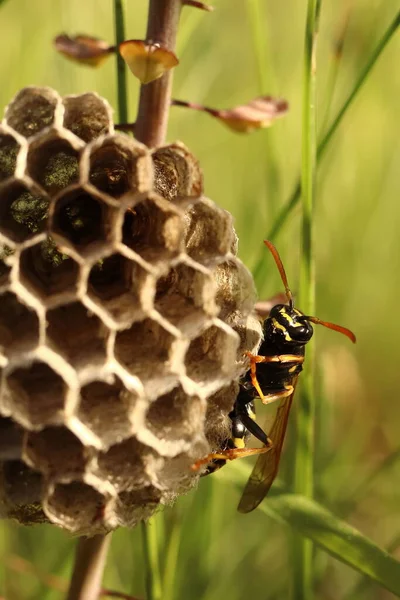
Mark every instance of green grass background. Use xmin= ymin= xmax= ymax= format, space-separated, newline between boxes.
xmin=0 ymin=0 xmax=399 ymax=598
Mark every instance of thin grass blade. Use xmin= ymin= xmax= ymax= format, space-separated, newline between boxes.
xmin=346 ymin=533 xmax=400 ymax=600
xmin=252 ymin=8 xmax=400 ymax=282
xmin=113 ymin=0 xmax=128 ymax=123
xmin=225 ymin=472 xmax=400 ymax=598
xmin=265 ymin=494 xmax=400 ymax=597
xmin=141 ymin=519 xmax=162 ymax=600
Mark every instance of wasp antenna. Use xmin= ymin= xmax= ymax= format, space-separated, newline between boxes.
xmin=305 ymin=316 xmax=356 ymax=344
xmin=263 ymin=240 xmax=294 ymax=308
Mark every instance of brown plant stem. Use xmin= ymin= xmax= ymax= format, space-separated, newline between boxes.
xmin=134 ymin=0 xmax=183 ymax=147
xmin=66 ymin=534 xmax=112 ymax=600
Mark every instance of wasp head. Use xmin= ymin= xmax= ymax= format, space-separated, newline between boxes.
xmin=264 ymin=304 xmax=314 ymax=345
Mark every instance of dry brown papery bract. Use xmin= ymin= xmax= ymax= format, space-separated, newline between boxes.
xmin=0 ymin=87 xmax=261 ymax=536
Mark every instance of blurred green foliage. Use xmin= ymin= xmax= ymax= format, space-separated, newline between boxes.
xmin=0 ymin=0 xmax=399 ymax=599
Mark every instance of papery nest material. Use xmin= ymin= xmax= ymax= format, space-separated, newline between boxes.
xmin=0 ymin=87 xmax=262 ymax=536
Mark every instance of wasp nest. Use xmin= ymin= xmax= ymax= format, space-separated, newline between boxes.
xmin=0 ymin=87 xmax=261 ymax=536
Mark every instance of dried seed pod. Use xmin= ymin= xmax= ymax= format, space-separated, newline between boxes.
xmin=0 ymin=87 xmax=261 ymax=535
xmin=119 ymin=41 xmax=179 ymax=84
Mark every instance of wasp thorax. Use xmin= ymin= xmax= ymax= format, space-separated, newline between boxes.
xmin=0 ymin=87 xmax=262 ymax=536
xmin=265 ymin=304 xmax=314 ymax=345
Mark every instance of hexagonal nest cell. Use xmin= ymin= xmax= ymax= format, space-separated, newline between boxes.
xmin=27 ymin=136 xmax=81 ymax=195
xmin=95 ymin=437 xmax=152 ymax=492
xmin=88 ymin=135 xmax=151 ymax=198
xmin=0 ymin=87 xmax=261 ymax=535
xmin=184 ymin=197 xmax=236 ymax=266
xmin=152 ymin=143 xmax=202 ymax=203
xmin=87 ymin=252 xmax=151 ymax=326
xmin=115 ymin=486 xmax=161 ymax=527
xmin=46 ymin=301 xmax=108 ymax=368
xmin=4 ymin=87 xmax=59 ymax=139
xmin=0 ymin=180 xmax=49 ymax=242
xmin=0 ymin=131 xmax=21 ymax=183
xmin=0 ymin=291 xmax=40 ymax=355
xmin=3 ymin=360 xmax=67 ymax=429
xmin=19 ymin=240 xmax=79 ymax=304
xmin=154 ymin=262 xmax=217 ymax=333
xmin=145 ymin=385 xmax=204 ymax=448
xmin=77 ymin=378 xmax=138 ymax=449
xmin=44 ymin=480 xmax=106 ymax=534
xmin=63 ymin=93 xmax=112 ymax=143
xmin=50 ymin=187 xmax=116 ymax=257
xmin=114 ymin=318 xmax=178 ymax=397
xmin=184 ymin=323 xmax=238 ymax=386
xmin=2 ymin=459 xmax=43 ymax=504
xmin=122 ymin=194 xmax=183 ymax=262
xmin=24 ymin=426 xmax=87 ymax=479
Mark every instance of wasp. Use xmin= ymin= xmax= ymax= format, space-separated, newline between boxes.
xmin=193 ymin=240 xmax=356 ymax=512
xmin=198 ymin=394 xmax=272 ymax=477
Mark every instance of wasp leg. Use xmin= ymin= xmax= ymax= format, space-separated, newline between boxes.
xmin=258 ymin=385 xmax=294 ymax=405
xmin=245 ymin=351 xmax=304 ymax=366
xmin=245 ymin=351 xmax=303 ymax=402
xmin=191 ymin=444 xmax=272 ymax=472
xmin=237 ymin=405 xmax=272 ymax=446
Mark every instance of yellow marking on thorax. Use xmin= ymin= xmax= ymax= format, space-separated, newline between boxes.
xmin=232 ymin=437 xmax=245 ymax=449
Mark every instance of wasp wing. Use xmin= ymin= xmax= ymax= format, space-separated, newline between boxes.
xmin=237 ymin=379 xmax=297 ymax=514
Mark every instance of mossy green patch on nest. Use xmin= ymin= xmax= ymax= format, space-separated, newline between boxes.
xmin=42 ymin=151 xmax=79 ymax=193
xmin=10 ymin=192 xmax=49 ymax=233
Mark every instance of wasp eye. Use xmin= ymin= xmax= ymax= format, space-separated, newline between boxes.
xmin=289 ymin=321 xmax=313 ymax=343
